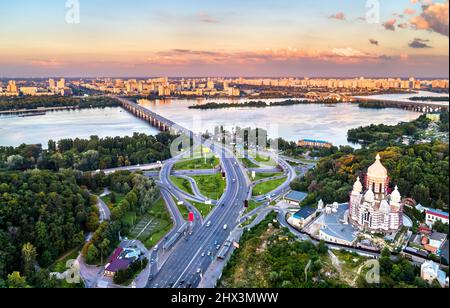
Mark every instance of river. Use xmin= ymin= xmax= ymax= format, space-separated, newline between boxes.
xmin=0 ymin=107 xmax=158 ymax=147
xmin=0 ymin=98 xmax=422 ymax=148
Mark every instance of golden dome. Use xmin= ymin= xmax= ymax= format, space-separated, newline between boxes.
xmin=367 ymin=154 xmax=388 ymax=179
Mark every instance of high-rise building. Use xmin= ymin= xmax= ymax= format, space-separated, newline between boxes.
xmin=57 ymin=78 xmax=65 ymax=89
xmin=49 ymin=78 xmax=56 ymax=89
xmin=7 ymin=80 xmax=18 ymax=93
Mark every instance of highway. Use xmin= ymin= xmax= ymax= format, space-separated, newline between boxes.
xmin=113 ymin=97 xmax=295 ymax=289
xmin=147 ymin=140 xmax=251 ymax=288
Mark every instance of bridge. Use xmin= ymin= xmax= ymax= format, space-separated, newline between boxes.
xmin=355 ymin=96 xmax=449 ymax=113
xmin=116 ymin=97 xmax=191 ymax=136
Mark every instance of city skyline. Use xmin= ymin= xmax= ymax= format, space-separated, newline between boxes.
xmin=0 ymin=0 xmax=449 ymax=78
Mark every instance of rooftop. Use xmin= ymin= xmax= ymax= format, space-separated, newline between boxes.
xmin=285 ymin=191 xmax=308 ymax=202
xmin=426 ymin=208 xmax=449 ymax=219
xmin=105 ymin=258 xmax=132 ymax=273
xmin=293 ymin=207 xmax=316 ymax=220
xmin=320 ymin=203 xmax=358 ymax=244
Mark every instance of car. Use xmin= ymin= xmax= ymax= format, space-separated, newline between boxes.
xmin=207 ymin=251 xmax=212 ymax=256
xmin=206 ymin=221 xmax=212 ymax=227
xmin=216 ymin=245 xmax=221 ymax=250
xmin=232 ymin=179 xmax=236 ymax=183
xmin=168 ymin=282 xmax=174 ymax=287
xmin=214 ymin=240 xmax=219 ymax=246
xmin=201 ymin=252 xmax=206 ymax=257
xmin=197 ymin=268 xmax=202 ymax=274
xmin=153 ymin=245 xmax=159 ymax=252
xmin=223 ymin=224 xmax=228 ymax=230
xmin=179 ymin=280 xmax=185 ymax=286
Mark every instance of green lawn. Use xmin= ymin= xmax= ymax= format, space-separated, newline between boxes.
xmin=140 ymin=198 xmax=174 ymax=249
xmin=241 ymin=215 xmax=258 ymax=228
xmin=245 ymin=200 xmax=264 ymax=214
xmin=191 ymin=174 xmax=226 ymax=200
xmin=170 ymin=176 xmax=194 ymax=196
xmin=101 ymin=192 xmax=125 ymax=208
xmin=191 ymin=201 xmax=215 ymax=218
xmin=252 ymin=177 xmax=287 ymax=197
xmin=174 ymin=196 xmax=190 ymax=220
xmin=255 ymin=154 xmax=277 ymax=167
xmin=250 ymin=172 xmax=284 ymax=182
xmin=173 ymin=156 xmax=220 ymax=170
xmin=240 ymin=157 xmax=259 ymax=168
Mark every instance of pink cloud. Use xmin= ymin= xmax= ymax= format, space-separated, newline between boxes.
xmin=329 ymin=12 xmax=346 ymax=20
xmin=410 ymin=0 xmax=449 ymax=36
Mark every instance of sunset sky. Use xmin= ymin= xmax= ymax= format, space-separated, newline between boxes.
xmin=0 ymin=0 xmax=448 ymax=77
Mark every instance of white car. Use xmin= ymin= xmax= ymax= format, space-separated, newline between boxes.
xmin=206 ymin=221 xmax=212 ymax=227
xmin=153 ymin=245 xmax=159 ymax=252
xmin=197 ymin=268 xmax=202 ymax=274
xmin=201 ymin=252 xmax=206 ymax=257
xmin=223 ymin=224 xmax=228 ymax=230
xmin=207 ymin=251 xmax=212 ymax=256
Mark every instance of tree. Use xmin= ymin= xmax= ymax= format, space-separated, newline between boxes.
xmin=6 ymin=154 xmax=24 ymax=170
xmin=7 ymin=272 xmax=28 ymax=288
xmin=86 ymin=244 xmax=99 ymax=264
xmin=99 ymin=239 xmax=111 ymax=265
xmin=21 ymin=243 xmax=37 ymax=276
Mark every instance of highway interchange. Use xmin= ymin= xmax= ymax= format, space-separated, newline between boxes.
xmin=106 ymin=97 xmax=302 ymax=289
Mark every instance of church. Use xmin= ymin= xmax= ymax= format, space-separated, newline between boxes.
xmin=349 ymin=154 xmax=403 ymax=233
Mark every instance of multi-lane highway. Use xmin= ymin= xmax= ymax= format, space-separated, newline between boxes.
xmin=147 ymin=140 xmax=251 ymax=288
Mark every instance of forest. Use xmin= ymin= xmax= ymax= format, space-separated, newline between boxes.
xmin=79 ymin=171 xmax=160 ymax=265
xmin=0 ymin=132 xmax=177 ymax=172
xmin=0 ymin=96 xmax=119 ymax=111
xmin=347 ymin=113 xmax=443 ymax=145
xmin=0 ymin=169 xmax=97 ymax=288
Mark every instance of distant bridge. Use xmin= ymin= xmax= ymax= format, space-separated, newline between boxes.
xmin=355 ymin=96 xmax=449 ymax=113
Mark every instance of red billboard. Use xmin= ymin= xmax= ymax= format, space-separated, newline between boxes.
xmin=188 ymin=212 xmax=195 ymax=222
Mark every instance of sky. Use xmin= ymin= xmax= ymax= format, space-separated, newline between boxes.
xmin=0 ymin=0 xmax=448 ymax=77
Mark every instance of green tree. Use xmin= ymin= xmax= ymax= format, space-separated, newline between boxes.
xmin=21 ymin=243 xmax=37 ymax=276
xmin=7 ymin=272 xmax=28 ymax=288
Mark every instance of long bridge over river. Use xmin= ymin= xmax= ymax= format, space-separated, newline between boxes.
xmin=355 ymin=96 xmax=449 ymax=113
xmin=116 ymin=96 xmax=191 ymax=136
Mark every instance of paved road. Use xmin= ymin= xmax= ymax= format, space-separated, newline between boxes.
xmin=172 ymin=169 xmax=219 ymax=176
xmin=147 ymin=140 xmax=251 ymax=289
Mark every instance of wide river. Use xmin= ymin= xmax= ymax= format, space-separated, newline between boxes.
xmin=0 ymin=97 xmax=422 ymax=148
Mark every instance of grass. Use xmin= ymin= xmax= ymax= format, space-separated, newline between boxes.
xmin=125 ymin=197 xmax=174 ymax=250
xmin=254 ymin=154 xmax=277 ymax=167
xmin=141 ymin=198 xmax=174 ymax=249
xmin=173 ymin=156 xmax=220 ymax=170
xmin=170 ymin=176 xmax=194 ymax=196
xmin=240 ymin=157 xmax=259 ymax=168
xmin=245 ymin=200 xmax=264 ymax=214
xmin=122 ymin=211 xmax=138 ymax=227
xmin=173 ymin=196 xmax=190 ymax=220
xmin=191 ymin=174 xmax=226 ymax=200
xmin=250 ymin=172 xmax=284 ymax=182
xmin=191 ymin=201 xmax=215 ymax=218
xmin=241 ymin=215 xmax=258 ymax=228
xmin=50 ymin=247 xmax=82 ymax=273
xmin=101 ymin=192 xmax=125 ymax=208
xmin=252 ymin=177 xmax=287 ymax=197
